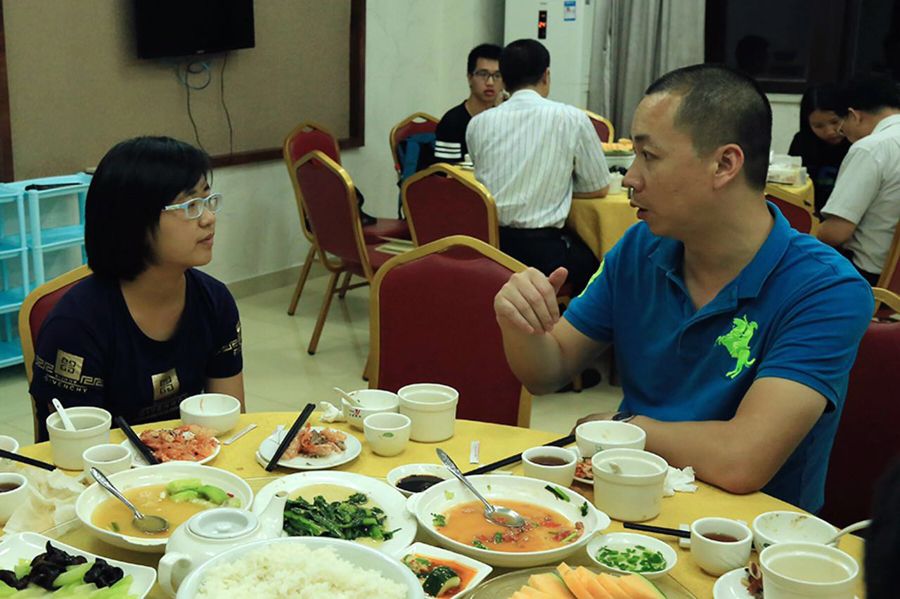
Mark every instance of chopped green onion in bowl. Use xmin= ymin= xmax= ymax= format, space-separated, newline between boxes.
xmin=594 ymin=545 xmax=667 ymax=573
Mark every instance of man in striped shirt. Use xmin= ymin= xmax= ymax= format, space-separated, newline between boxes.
xmin=432 ymin=44 xmax=503 ymax=165
xmin=467 ymin=39 xmax=609 ymax=293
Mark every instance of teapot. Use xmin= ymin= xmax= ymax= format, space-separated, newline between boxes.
xmin=158 ymin=491 xmax=288 ymax=596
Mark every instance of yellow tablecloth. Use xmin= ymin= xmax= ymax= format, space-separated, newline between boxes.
xmin=19 ymin=413 xmax=865 ymax=598
xmin=766 ymin=179 xmax=815 ymax=209
xmin=567 ymin=192 xmax=637 ymax=258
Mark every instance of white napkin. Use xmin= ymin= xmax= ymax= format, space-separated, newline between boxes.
xmin=317 ymin=401 xmax=345 ymax=423
xmin=1 ymin=463 xmax=89 ymax=536
xmin=663 ymin=465 xmax=697 ymax=496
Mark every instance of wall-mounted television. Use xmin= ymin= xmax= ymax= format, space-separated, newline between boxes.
xmin=134 ymin=0 xmax=255 ymax=59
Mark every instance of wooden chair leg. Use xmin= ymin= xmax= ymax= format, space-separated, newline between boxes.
xmin=287 ymin=245 xmax=317 ymax=315
xmin=307 ymin=271 xmax=340 ymax=355
xmin=362 ymin=352 xmax=370 ymax=381
xmin=338 ymin=272 xmax=353 ymax=299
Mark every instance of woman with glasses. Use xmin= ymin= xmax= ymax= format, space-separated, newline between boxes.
xmin=29 ymin=136 xmax=243 ymax=436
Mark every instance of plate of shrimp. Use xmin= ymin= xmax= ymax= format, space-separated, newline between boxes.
xmin=124 ymin=423 xmax=220 ymax=466
xmin=256 ymin=422 xmax=362 ymax=470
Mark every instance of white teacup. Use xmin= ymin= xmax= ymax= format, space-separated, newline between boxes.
xmin=760 ymin=542 xmax=859 ymax=599
xmin=522 ymin=446 xmax=577 ymax=487
xmin=46 ymin=406 xmax=112 ymax=470
xmin=0 ymin=435 xmax=19 ymax=453
xmin=363 ymin=413 xmax=411 ymax=457
xmin=576 ymin=420 xmax=645 ymax=458
xmin=591 ymin=448 xmax=667 ymax=521
xmin=83 ymin=443 xmax=132 ymax=476
xmin=0 ymin=473 xmax=29 ymax=522
xmin=690 ymin=517 xmax=753 ymax=576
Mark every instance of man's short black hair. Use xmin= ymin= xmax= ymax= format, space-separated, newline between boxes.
xmin=837 ymin=75 xmax=900 ymax=116
xmin=499 ymin=39 xmax=550 ymax=92
xmin=645 ymin=64 xmax=772 ymax=191
xmin=467 ymin=43 xmax=501 ymax=74
xmin=85 ymin=136 xmax=211 ymax=281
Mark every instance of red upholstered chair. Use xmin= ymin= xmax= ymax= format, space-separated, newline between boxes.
xmin=283 ymin=122 xmax=408 ymax=315
xmin=389 ymin=112 xmax=439 ymax=178
xmin=583 ymin=110 xmax=615 ymax=143
xmin=402 ymin=164 xmax=499 ymax=247
xmin=369 ymin=235 xmax=532 ymax=427
xmin=18 ymin=264 xmax=92 ymax=441
xmin=765 ymin=193 xmax=819 ymax=234
xmin=876 ymin=222 xmax=900 ymax=298
xmin=291 ymin=151 xmax=393 ymax=355
xmin=821 ymin=288 xmax=900 ymax=528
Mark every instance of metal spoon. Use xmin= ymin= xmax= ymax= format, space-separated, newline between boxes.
xmin=436 ymin=448 xmax=525 ymax=529
xmin=51 ymin=398 xmax=76 ymax=431
xmin=827 ymin=519 xmax=871 ymax=546
xmin=90 ymin=467 xmax=169 ymax=534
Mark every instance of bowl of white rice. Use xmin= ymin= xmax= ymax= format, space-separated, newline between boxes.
xmin=176 ymin=536 xmax=424 ymax=598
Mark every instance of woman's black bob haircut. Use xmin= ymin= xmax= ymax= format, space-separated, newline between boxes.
xmin=85 ymin=136 xmax=211 ymax=281
xmin=798 ymin=84 xmax=844 ymax=134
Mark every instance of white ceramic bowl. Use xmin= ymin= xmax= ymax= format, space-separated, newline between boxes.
xmin=400 ymin=542 xmax=492 ymax=598
xmin=364 ymin=412 xmax=411 ymax=456
xmin=522 ymin=446 xmax=577 ymax=487
xmin=75 ymin=462 xmax=253 ymax=553
xmin=759 ymin=542 xmax=859 ymax=599
xmin=752 ymin=511 xmax=839 ymax=552
xmin=591 ymin=448 xmax=667 ymax=522
xmin=576 ymin=421 xmax=646 ymax=458
xmin=46 ymin=406 xmax=112 ymax=470
xmin=605 ymin=153 xmax=635 ymax=170
xmin=397 ymin=383 xmax=458 ymax=442
xmin=340 ymin=389 xmax=401 ymax=430
xmin=0 ymin=435 xmax=19 ymax=454
xmin=586 ymin=532 xmax=677 ymax=580
xmin=179 ymin=394 xmax=241 ymax=435
xmin=386 ymin=464 xmax=451 ymax=497
xmin=406 ymin=474 xmax=610 ymax=568
xmin=176 ymin=537 xmax=424 ymax=599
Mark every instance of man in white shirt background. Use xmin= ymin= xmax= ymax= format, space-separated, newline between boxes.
xmin=466 ymin=39 xmax=609 ymax=293
xmin=817 ymin=76 xmax=900 ymax=285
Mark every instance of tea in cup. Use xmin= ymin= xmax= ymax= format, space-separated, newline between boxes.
xmin=690 ymin=517 xmax=753 ymax=576
xmin=364 ymin=413 xmax=411 ymax=457
xmin=0 ymin=473 xmax=29 ymax=522
xmin=522 ymin=446 xmax=577 ymax=486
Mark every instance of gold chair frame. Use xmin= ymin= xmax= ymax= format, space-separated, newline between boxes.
xmin=369 ymin=235 xmax=533 ymax=427
xmin=388 ymin=112 xmax=439 ymax=178
xmin=583 ymin=109 xmax=616 ymax=142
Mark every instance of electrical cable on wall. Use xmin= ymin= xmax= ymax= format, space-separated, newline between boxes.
xmin=220 ymin=54 xmax=235 ymax=156
xmin=177 ymin=61 xmax=212 ymax=151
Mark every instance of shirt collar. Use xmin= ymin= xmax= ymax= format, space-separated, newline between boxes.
xmin=508 ymin=89 xmax=543 ymax=102
xmin=872 ymin=113 xmax=900 ymax=135
xmin=648 ymin=201 xmax=792 ymax=300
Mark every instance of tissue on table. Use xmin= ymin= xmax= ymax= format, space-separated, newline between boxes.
xmin=663 ymin=465 xmax=697 ymax=497
xmin=1 ymin=463 xmax=89 ymax=536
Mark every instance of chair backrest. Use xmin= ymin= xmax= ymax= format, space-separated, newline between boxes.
xmin=583 ymin=110 xmax=615 ymax=143
xmin=876 ymin=220 xmax=900 ymax=296
xmin=18 ymin=264 xmax=92 ymax=441
xmin=283 ymin=122 xmax=342 ymax=243
xmin=766 ymin=193 xmax=818 ymax=234
xmin=370 ymin=235 xmax=532 ymax=427
xmin=821 ymin=287 xmax=900 ymax=527
xmin=293 ymin=151 xmax=373 ymax=278
xmin=402 ymin=164 xmax=499 ymax=247
xmin=390 ymin=112 xmax=439 ymax=175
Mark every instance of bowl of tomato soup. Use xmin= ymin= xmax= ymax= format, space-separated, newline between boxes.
xmin=406 ymin=475 xmax=610 ymax=568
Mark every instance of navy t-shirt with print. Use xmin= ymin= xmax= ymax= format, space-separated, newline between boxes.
xmin=30 ymin=269 xmax=242 ymax=433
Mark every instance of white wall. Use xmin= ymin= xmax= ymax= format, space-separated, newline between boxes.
xmin=203 ymin=0 xmax=504 ymax=284
xmin=768 ymin=93 xmax=802 ymax=155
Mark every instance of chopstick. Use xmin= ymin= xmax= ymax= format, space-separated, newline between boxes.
xmin=265 ymin=403 xmax=316 ymax=472
xmin=623 ymin=522 xmax=691 ymax=539
xmin=114 ymin=416 xmax=160 ymax=465
xmin=0 ymin=448 xmax=55 ymax=471
xmin=464 ymin=433 xmax=576 ymax=475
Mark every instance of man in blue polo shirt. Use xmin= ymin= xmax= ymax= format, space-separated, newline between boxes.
xmin=493 ymin=64 xmax=873 ymax=512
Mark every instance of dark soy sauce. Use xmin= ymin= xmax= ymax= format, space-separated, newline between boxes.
xmin=397 ymin=474 xmax=444 ymax=493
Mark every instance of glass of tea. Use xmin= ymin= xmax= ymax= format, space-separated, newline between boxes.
xmin=690 ymin=516 xmax=753 ymax=576
xmin=522 ymin=446 xmax=577 ymax=486
xmin=0 ymin=472 xmax=28 ymax=523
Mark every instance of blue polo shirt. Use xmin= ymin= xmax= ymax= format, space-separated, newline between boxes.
xmin=565 ymin=203 xmax=873 ymax=512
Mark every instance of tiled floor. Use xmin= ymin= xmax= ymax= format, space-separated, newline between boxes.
xmin=0 ymin=268 xmax=623 ymax=446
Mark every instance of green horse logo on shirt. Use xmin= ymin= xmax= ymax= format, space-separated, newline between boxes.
xmin=715 ymin=315 xmax=758 ymax=379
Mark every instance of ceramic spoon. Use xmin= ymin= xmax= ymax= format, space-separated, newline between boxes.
xmin=51 ymin=398 xmax=76 ymax=431
xmin=90 ymin=467 xmax=169 ymax=534
xmin=334 ymin=387 xmax=362 ymax=407
xmin=436 ymin=448 xmax=525 ymax=528
xmin=827 ymin=519 xmax=871 ymax=546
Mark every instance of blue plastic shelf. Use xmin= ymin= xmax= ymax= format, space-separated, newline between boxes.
xmin=27 ymin=224 xmax=85 ymax=251
xmin=0 ymin=288 xmax=25 ymax=315
xmin=0 ymin=339 xmax=23 ymax=368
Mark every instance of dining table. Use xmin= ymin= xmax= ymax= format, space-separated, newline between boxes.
xmin=16 ymin=411 xmax=866 ymax=598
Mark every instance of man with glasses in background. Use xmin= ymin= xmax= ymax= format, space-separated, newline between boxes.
xmin=431 ymin=43 xmax=503 ymax=165
xmin=467 ymin=39 xmax=609 ymax=294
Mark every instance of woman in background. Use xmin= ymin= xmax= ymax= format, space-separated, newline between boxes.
xmin=788 ymin=84 xmax=851 ymax=215
xmin=29 ymin=136 xmax=244 ymax=440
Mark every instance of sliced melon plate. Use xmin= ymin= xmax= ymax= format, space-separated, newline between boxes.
xmin=509 ymin=562 xmax=667 ymax=599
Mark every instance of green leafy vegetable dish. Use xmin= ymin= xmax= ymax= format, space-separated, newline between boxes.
xmin=595 ymin=545 xmax=668 ymax=573
xmin=282 ymin=492 xmax=397 ymax=542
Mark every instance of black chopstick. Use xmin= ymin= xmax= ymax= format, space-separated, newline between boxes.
xmin=114 ymin=416 xmax=160 ymax=465
xmin=0 ymin=448 xmax=55 ymax=471
xmin=265 ymin=403 xmax=316 ymax=472
xmin=623 ymin=522 xmax=691 ymax=539
xmin=464 ymin=433 xmax=576 ymax=475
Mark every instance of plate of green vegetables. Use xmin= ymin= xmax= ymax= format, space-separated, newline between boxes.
xmin=586 ymin=531 xmax=677 ymax=580
xmin=251 ymin=471 xmax=417 ymax=557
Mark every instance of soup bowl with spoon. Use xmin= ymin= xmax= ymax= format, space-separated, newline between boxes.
xmin=90 ymin=467 xmax=169 ymax=534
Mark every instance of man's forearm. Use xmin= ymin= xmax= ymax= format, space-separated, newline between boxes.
xmin=499 ymin=324 xmax=572 ymax=395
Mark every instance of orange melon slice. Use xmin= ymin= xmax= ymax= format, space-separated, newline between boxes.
xmin=618 ymin=574 xmax=667 ymax=599
xmin=558 ymin=564 xmax=594 ymax=599
xmin=595 ymin=573 xmax=630 ymax=599
xmin=528 ymin=573 xmax=577 ymax=598
xmin=519 ymin=587 xmax=557 ymax=599
xmin=575 ymin=566 xmax=614 ymax=599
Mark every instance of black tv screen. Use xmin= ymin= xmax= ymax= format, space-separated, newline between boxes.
xmin=135 ymin=0 xmax=255 ymax=59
